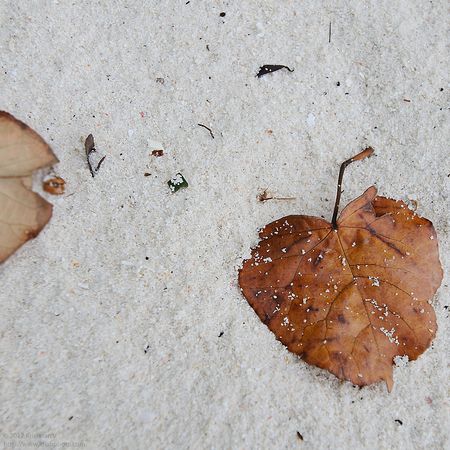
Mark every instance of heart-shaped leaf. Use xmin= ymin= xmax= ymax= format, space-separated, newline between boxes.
xmin=239 ymin=148 xmax=443 ymax=390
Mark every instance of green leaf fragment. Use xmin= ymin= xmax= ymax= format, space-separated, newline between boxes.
xmin=168 ymin=173 xmax=188 ymax=193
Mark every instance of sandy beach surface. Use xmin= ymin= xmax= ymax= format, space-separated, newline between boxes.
xmin=1 ymin=1 xmax=449 ymax=449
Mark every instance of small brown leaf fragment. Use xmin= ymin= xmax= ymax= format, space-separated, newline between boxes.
xmin=239 ymin=148 xmax=442 ymax=391
xmin=151 ymin=150 xmax=164 ymax=157
xmin=85 ymin=134 xmax=106 ymax=177
xmin=0 ymin=111 xmax=58 ymax=263
xmin=43 ymin=176 xmax=65 ymax=195
xmin=296 ymin=431 xmax=303 ymax=441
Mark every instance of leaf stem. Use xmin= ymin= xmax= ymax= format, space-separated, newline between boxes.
xmin=331 ymin=147 xmax=374 ymax=228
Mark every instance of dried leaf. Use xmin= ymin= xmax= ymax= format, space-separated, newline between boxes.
xmin=239 ymin=148 xmax=443 ymax=390
xmin=0 ymin=111 xmax=58 ymax=263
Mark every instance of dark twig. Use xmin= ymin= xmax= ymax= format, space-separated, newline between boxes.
xmin=198 ymin=123 xmax=215 ymax=139
xmin=96 ymin=156 xmax=106 ymax=172
xmin=331 ymin=147 xmax=374 ymax=228
xmin=329 ymin=22 xmax=332 ymax=43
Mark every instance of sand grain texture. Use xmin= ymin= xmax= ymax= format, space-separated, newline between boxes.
xmin=1 ymin=1 xmax=449 ymax=449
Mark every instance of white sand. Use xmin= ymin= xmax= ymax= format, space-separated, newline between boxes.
xmin=1 ymin=1 xmax=449 ymax=449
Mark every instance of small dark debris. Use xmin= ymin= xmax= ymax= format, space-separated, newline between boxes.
xmin=186 ymin=1 xmax=190 ymax=3
xmin=258 ymin=188 xmax=295 ymax=202
xmin=145 ymin=257 xmax=149 ymax=260
xmin=258 ymin=190 xmax=272 ymax=201
xmin=85 ymin=134 xmax=106 ymax=177
xmin=144 ymin=345 xmax=150 ymax=354
xmin=116 ymin=340 xmax=119 ymax=344
xmin=156 ymin=78 xmax=165 ymax=84
xmin=206 ymin=44 xmax=210 ymax=51
xmin=337 ymin=314 xmax=346 ymax=324
xmin=296 ymin=431 xmax=303 ymax=441
xmin=168 ymin=173 xmax=188 ymax=193
xmin=328 ymin=21 xmax=332 ymax=43
xmin=218 ymin=331 xmax=224 ymax=337
xmin=395 ymin=419 xmax=403 ymax=425
xmin=403 ymin=98 xmax=411 ymax=102
xmin=151 ymin=149 xmax=164 ymax=157
xmin=256 ymin=65 xmax=294 ymax=78
xmin=220 ymin=12 xmax=226 ymax=17
xmin=198 ymin=123 xmax=215 ymax=139
xmin=440 ymin=88 xmax=444 ymax=91
xmin=144 ymin=172 xmax=151 ymax=177
xmin=68 ymin=416 xmax=73 ymax=421
xmin=444 ymin=305 xmax=448 ymax=310
xmin=336 ymin=81 xmax=340 ymax=86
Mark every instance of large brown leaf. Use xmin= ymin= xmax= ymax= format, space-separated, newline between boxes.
xmin=0 ymin=111 xmax=58 ymax=263
xmin=239 ymin=149 xmax=443 ymax=390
